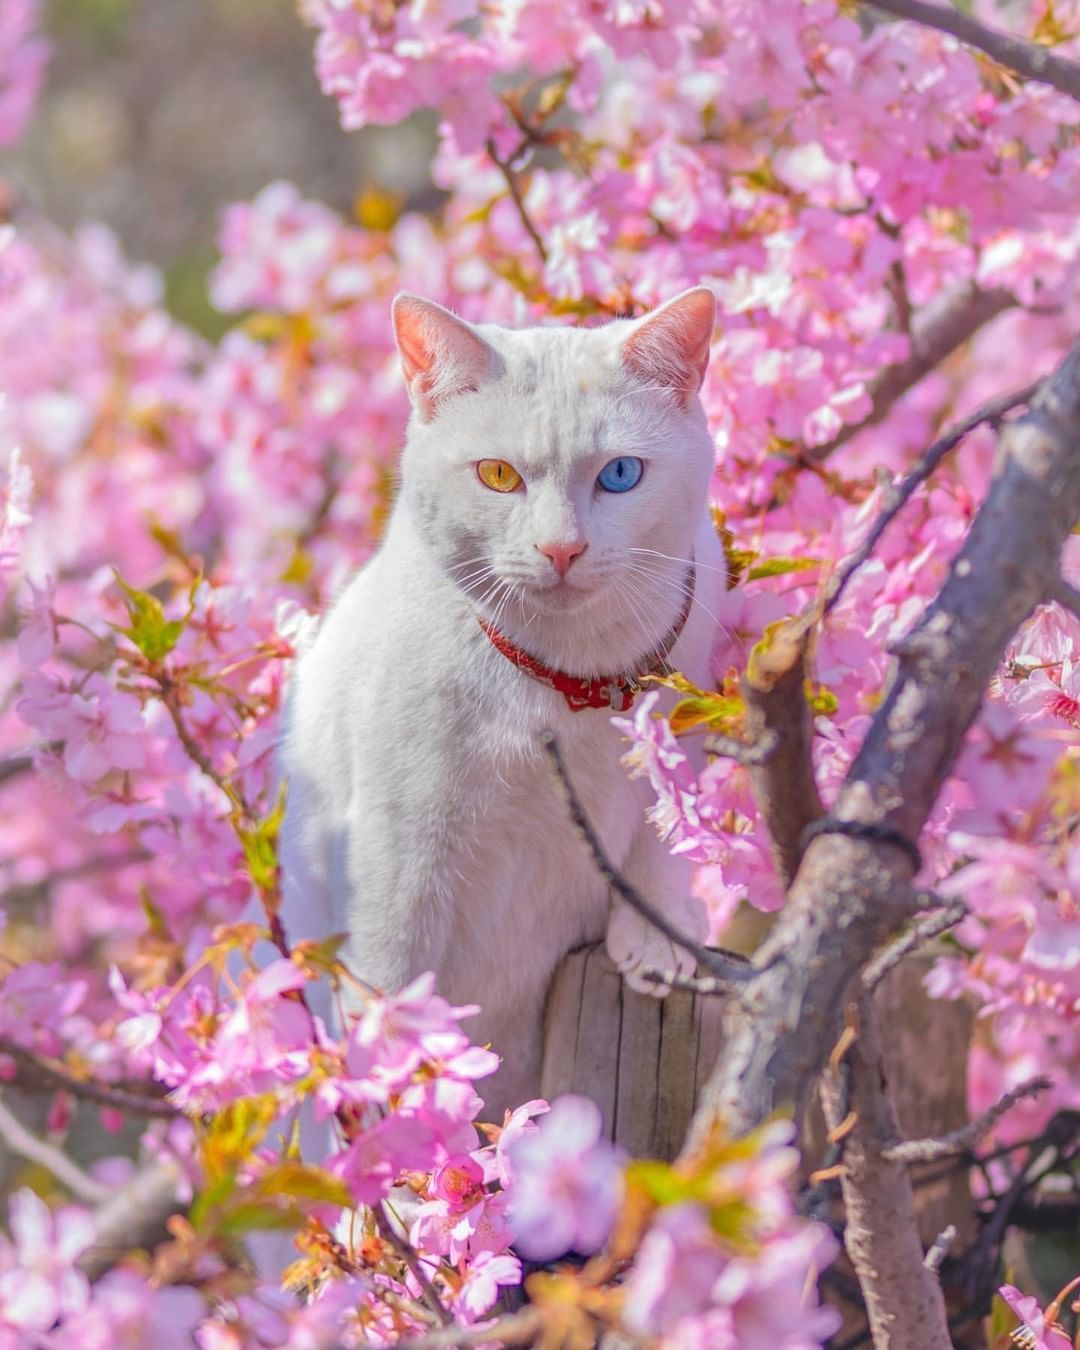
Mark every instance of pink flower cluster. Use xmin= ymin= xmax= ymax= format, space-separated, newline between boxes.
xmin=624 ymin=1123 xmax=839 ymax=1349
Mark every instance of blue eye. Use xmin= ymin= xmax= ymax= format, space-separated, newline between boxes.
xmin=596 ymin=456 xmax=644 ymax=493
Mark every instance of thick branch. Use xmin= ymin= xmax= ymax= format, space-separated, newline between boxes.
xmin=806 ymin=283 xmax=1015 ymax=463
xmin=740 ymin=620 xmax=824 ymax=887
xmin=79 ymin=1159 xmax=186 ymax=1279
xmin=691 ymin=337 xmax=1080 ymax=1140
xmin=820 ymin=992 xmax=952 ymax=1348
xmin=867 ymin=0 xmax=1080 ymax=101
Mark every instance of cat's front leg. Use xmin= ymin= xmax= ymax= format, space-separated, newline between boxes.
xmin=605 ymin=825 xmax=708 ymax=995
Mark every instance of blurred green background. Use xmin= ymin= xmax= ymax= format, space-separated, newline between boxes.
xmin=3 ymin=0 xmax=439 ymax=334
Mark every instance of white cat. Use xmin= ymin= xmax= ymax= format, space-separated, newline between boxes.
xmin=278 ymin=288 xmax=726 ymax=1117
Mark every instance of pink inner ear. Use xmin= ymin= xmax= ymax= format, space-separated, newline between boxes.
xmin=392 ymin=295 xmax=493 ymax=420
xmin=622 ymin=288 xmax=716 ymax=402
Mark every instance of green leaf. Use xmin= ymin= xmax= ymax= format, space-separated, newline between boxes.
xmin=626 ymin=1159 xmax=694 ymax=1207
xmin=805 ymin=682 xmax=838 ymax=715
xmin=746 ymin=556 xmax=819 ymax=581
xmin=669 ymin=692 xmax=745 ymax=737
xmin=190 ymin=1171 xmax=237 ymax=1232
xmin=236 ymin=784 xmax=287 ymax=902
xmin=251 ymin=1162 xmax=352 ymax=1209
xmin=112 ymin=571 xmax=188 ymax=663
xmin=219 ymin=1203 xmax=306 ymax=1236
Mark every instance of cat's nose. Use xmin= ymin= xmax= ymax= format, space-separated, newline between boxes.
xmin=536 ymin=540 xmax=587 ymax=576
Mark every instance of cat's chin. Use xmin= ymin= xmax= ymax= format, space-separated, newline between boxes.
xmin=518 ymin=580 xmax=599 ymax=617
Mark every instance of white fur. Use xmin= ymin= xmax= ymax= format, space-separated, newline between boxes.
xmin=278 ymin=291 xmax=728 ymax=1118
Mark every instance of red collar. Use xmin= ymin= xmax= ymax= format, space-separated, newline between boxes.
xmin=476 ymin=563 xmax=695 ymax=713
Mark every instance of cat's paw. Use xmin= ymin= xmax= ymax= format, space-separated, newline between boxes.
xmin=605 ymin=895 xmax=707 ymax=997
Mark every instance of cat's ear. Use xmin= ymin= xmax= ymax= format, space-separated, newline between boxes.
xmin=392 ymin=293 xmax=496 ymax=423
xmin=620 ymin=287 xmax=716 ymax=406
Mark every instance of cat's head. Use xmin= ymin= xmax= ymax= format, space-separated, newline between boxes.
xmin=391 ymin=289 xmax=717 ymax=668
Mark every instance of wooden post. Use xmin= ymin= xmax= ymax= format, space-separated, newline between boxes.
xmin=541 ymin=943 xmax=724 ymax=1161
xmin=541 ymin=941 xmax=973 ymax=1246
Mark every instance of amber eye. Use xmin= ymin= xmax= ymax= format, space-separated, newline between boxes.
xmin=476 ymin=459 xmax=523 ymax=493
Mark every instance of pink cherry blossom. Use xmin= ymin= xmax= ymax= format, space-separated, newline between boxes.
xmin=0 ymin=1190 xmax=94 ymax=1334
xmin=450 ymin=1250 xmax=522 ymax=1322
xmin=998 ymin=1284 xmax=1072 ymax=1350
xmin=507 ymin=1094 xmax=624 ymax=1260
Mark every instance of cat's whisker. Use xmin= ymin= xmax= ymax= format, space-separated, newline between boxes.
xmin=458 ymin=570 xmax=499 ymax=598
xmin=628 ymin=546 xmax=730 ymax=577
xmin=622 ymin=562 xmax=743 ymax=658
xmin=609 ymin=573 xmax=670 ymax=672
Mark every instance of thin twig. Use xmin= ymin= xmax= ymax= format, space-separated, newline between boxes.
xmin=158 ymin=680 xmax=237 ymax=808
xmin=394 ymin=1308 xmax=542 ymax=1350
xmin=1 ymin=848 xmax=150 ymax=902
xmin=866 ymin=0 xmax=1080 ymax=101
xmin=923 ymin=1225 xmax=956 ymax=1276
xmin=0 ymin=1036 xmax=179 ymax=1119
xmin=377 ymin=1204 xmax=454 ymax=1329
xmin=805 ymin=282 xmax=1015 ymax=463
xmin=540 ymin=732 xmax=753 ymax=982
xmin=885 ymin=1076 xmax=1052 ymax=1164
xmin=0 ymin=1094 xmax=111 ymax=1204
xmin=861 ymin=902 xmax=967 ymax=991
xmin=0 ymin=754 xmax=33 ymax=787
xmin=485 ymin=139 xmax=548 ymax=264
xmin=1049 ymin=577 xmax=1080 ymax=622
xmin=640 ymin=949 xmax=752 ymax=994
xmin=825 ymin=379 xmax=1041 ymax=615
xmin=701 ymin=728 xmax=779 ymax=764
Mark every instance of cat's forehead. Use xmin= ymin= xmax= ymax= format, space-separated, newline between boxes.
xmin=477 ymin=319 xmax=617 ymax=388
xmin=462 ymin=320 xmax=671 ymax=461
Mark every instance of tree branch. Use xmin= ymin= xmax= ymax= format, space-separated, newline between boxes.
xmin=885 ymin=1077 xmax=1052 ymax=1164
xmin=376 ymin=1203 xmax=454 ymax=1329
xmin=0 ymin=753 xmax=33 ymax=787
xmin=701 ymin=728 xmax=779 ymax=765
xmin=861 ymin=901 xmax=967 ymax=992
xmin=0 ymin=1037 xmax=179 ymax=1120
xmin=819 ymin=991 xmax=953 ymax=1347
xmin=866 ymin=0 xmax=1080 ymax=102
xmin=689 ymin=337 xmax=1080 ymax=1138
xmin=395 ymin=1308 xmax=542 ymax=1349
xmin=79 ymin=1159 xmax=186 ymax=1280
xmin=541 ymin=732 xmax=754 ymax=983
xmin=486 ymin=139 xmax=548 ymax=265
xmin=0 ymin=1094 xmax=110 ymax=1204
xmin=805 ymin=282 xmax=1015 ymax=463
xmin=923 ymin=1225 xmax=956 ymax=1275
xmin=824 ymin=380 xmax=1042 ymax=616
xmin=740 ymin=619 xmax=824 ymax=888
